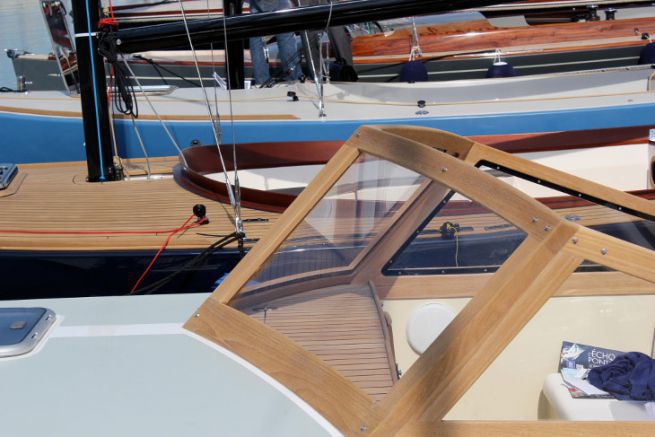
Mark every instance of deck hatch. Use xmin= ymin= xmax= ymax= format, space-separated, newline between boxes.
xmin=0 ymin=307 xmax=56 ymax=357
xmin=0 ymin=164 xmax=18 ymax=190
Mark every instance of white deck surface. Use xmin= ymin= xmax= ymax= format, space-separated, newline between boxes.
xmin=0 ymin=294 xmax=337 ymax=437
xmin=2 ymin=65 xmax=653 ymax=122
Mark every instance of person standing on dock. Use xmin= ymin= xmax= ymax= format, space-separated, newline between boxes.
xmin=248 ymin=0 xmax=302 ymax=85
xmin=296 ymin=0 xmax=357 ymax=81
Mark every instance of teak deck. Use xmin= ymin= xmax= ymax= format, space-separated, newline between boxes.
xmin=0 ymin=158 xmax=279 ymax=251
xmin=242 ymin=283 xmax=397 ymax=401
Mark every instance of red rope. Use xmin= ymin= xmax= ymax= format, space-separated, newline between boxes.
xmin=99 ymin=0 xmax=118 ymax=28
xmin=0 ymin=222 xmax=203 ymax=236
xmin=0 ymin=214 xmax=207 ymax=294
xmin=128 ymin=214 xmax=208 ymax=294
xmin=107 ymin=0 xmax=116 ymax=20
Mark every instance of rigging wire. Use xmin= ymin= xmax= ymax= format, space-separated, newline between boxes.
xmin=178 ymin=0 xmax=242 ymax=235
xmin=321 ymin=0 xmax=334 ymax=79
xmin=206 ymin=0 xmax=220 ymax=133
xmin=177 ymin=0 xmax=236 ymax=205
xmin=120 ymin=59 xmax=189 ymax=168
xmin=298 ymin=0 xmax=333 ymax=117
xmin=106 ymin=66 xmax=126 ymax=175
xmin=221 ymin=0 xmax=243 ymax=235
xmin=297 ymin=0 xmax=322 ymax=111
xmin=132 ymin=54 xmax=202 ymax=87
xmin=129 ymin=115 xmax=153 ymax=178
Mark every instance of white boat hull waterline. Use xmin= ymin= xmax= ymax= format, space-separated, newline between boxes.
xmin=1 ymin=65 xmax=654 ymax=164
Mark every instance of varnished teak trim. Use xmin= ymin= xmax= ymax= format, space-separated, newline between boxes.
xmin=186 ymin=126 xmax=655 ymax=435
xmin=184 ymin=300 xmax=380 ymax=434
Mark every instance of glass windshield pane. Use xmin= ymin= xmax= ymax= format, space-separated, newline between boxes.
xmin=239 ymin=152 xmax=427 ymax=296
xmin=479 ymin=164 xmax=655 ymax=256
xmin=231 ymin=153 xmax=428 ymax=401
xmin=384 ymin=191 xmax=527 ymax=275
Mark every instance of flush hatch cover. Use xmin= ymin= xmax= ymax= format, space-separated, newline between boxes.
xmin=0 ymin=164 xmax=18 ymax=190
xmin=0 ymin=308 xmax=56 ymax=357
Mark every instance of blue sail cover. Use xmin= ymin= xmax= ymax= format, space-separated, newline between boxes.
xmin=588 ymin=352 xmax=655 ymax=401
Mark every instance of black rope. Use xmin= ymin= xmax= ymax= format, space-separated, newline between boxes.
xmin=131 ymin=231 xmax=245 ymax=295
xmin=0 ymin=87 xmax=16 ymax=92
xmin=98 ymin=28 xmax=139 ymax=117
xmin=132 ymin=54 xmax=203 ymax=87
xmin=144 ymin=57 xmax=168 ymax=84
xmin=112 ymin=63 xmax=139 ymax=117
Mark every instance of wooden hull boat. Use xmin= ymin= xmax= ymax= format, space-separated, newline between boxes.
xmin=2 ymin=126 xmax=654 ymax=434
xmin=1 ymin=65 xmax=654 ymax=164
xmin=352 ymin=12 xmax=655 ymax=81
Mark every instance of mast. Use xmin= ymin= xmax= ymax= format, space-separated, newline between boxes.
xmin=69 ymin=0 xmax=521 ymax=182
xmin=71 ymin=0 xmax=121 ymax=182
xmin=224 ymin=0 xmax=245 ymax=89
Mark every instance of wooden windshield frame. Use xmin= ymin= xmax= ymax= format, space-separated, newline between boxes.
xmin=185 ymin=125 xmax=655 ymax=436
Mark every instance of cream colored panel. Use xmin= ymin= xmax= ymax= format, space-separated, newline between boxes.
xmin=383 ymin=295 xmax=655 ymax=421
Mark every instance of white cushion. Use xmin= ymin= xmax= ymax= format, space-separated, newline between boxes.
xmin=542 ymin=373 xmax=655 ymax=420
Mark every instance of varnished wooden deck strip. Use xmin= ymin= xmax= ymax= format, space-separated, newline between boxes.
xmin=0 ymin=161 xmax=279 ymax=251
xmin=244 ymin=284 xmax=396 ymax=401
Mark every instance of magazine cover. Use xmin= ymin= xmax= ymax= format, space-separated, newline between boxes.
xmin=558 ymin=341 xmax=624 ymax=398
xmin=559 ymin=341 xmax=623 ymax=371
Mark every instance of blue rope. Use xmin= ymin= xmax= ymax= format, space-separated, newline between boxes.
xmin=85 ymin=0 xmax=106 ymax=181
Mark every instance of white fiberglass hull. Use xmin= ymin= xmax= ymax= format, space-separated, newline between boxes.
xmin=1 ymin=65 xmax=654 ymax=164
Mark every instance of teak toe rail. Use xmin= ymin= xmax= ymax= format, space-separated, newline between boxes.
xmin=185 ymin=126 xmax=655 ymax=435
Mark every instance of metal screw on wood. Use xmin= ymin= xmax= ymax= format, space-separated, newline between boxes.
xmin=195 ymin=313 xmax=200 ymax=317
xmin=360 ymin=425 xmax=367 ymax=432
xmin=531 ymin=217 xmax=539 ymax=223
xmin=571 ymin=237 xmax=579 ymax=244
xmin=441 ymin=167 xmax=448 ymax=172
xmin=601 ymin=248 xmax=608 ymax=255
xmin=544 ymin=225 xmax=552 ymax=232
